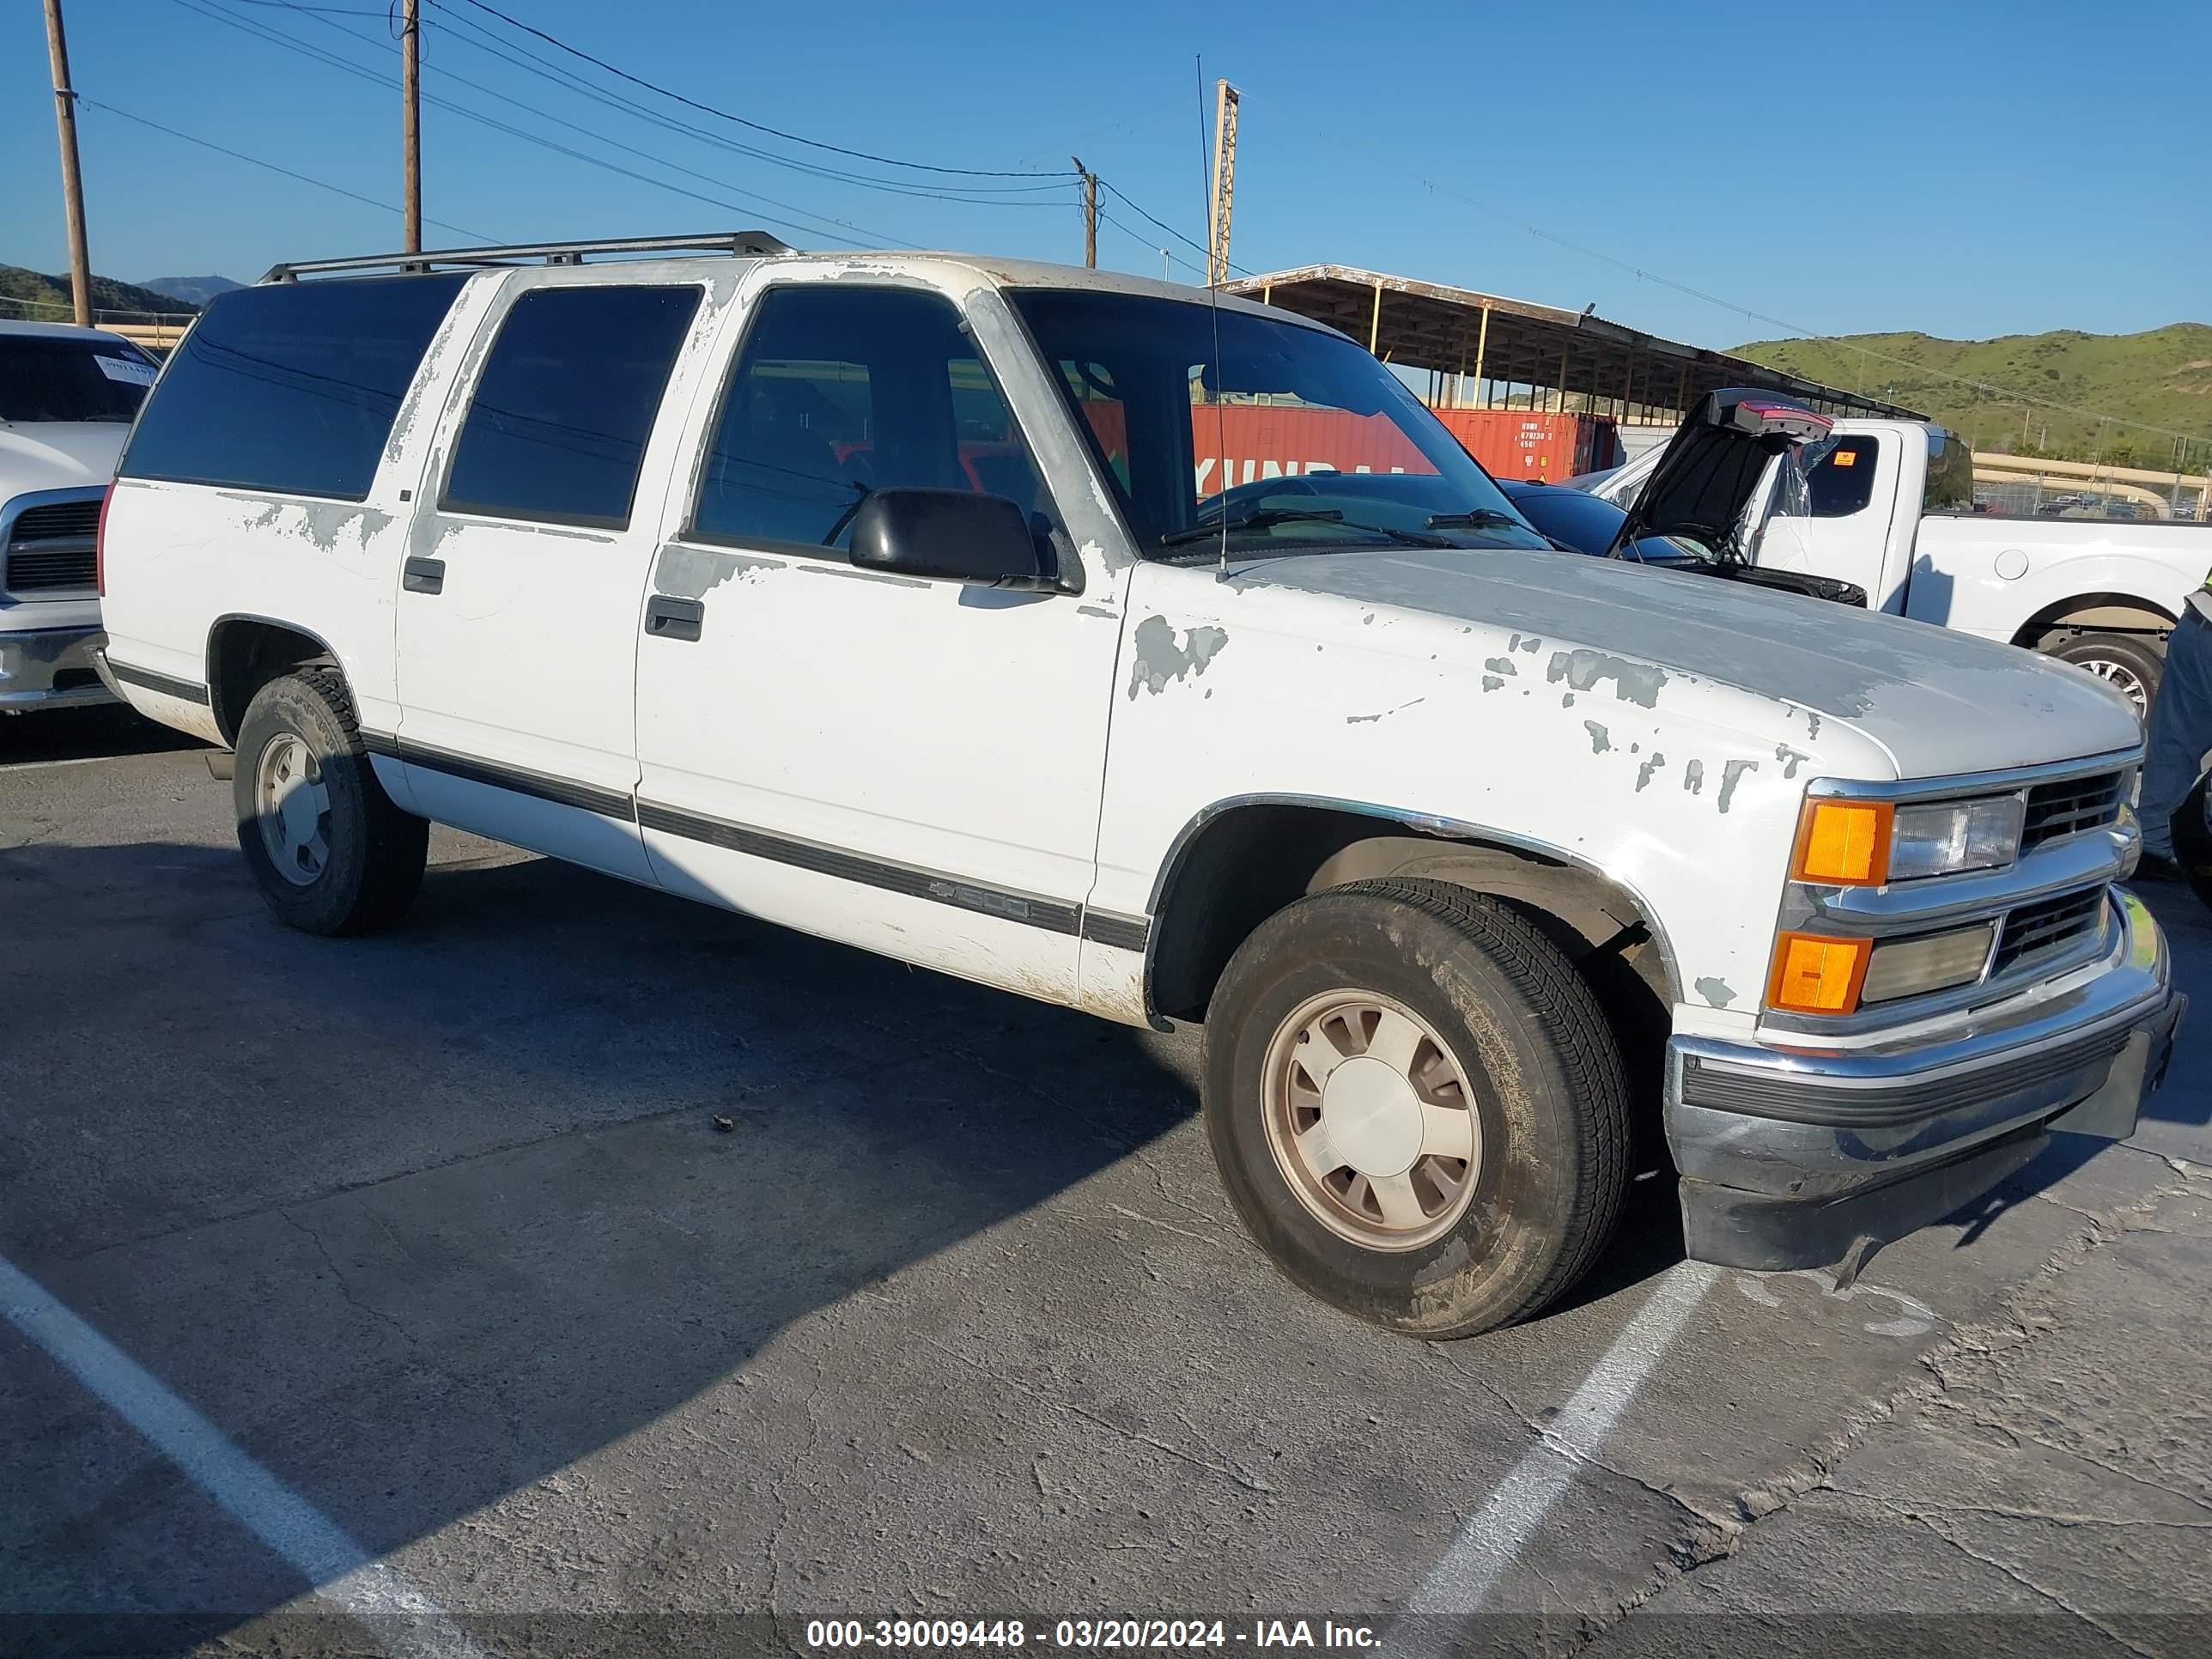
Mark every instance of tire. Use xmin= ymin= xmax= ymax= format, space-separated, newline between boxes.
xmin=233 ymin=668 xmax=427 ymax=935
xmin=2046 ymin=632 xmax=2165 ymax=720
xmin=1201 ymin=878 xmax=1630 ymax=1339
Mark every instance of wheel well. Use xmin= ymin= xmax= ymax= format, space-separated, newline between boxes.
xmin=2013 ymin=592 xmax=2174 ymax=652
xmin=206 ymin=618 xmax=339 ymax=746
xmin=1148 ymin=801 xmax=1676 ymax=1040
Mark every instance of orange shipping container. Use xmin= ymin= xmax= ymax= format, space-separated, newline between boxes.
xmin=1431 ymin=410 xmax=1615 ymax=480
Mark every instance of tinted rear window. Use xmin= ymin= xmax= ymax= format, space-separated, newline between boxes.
xmin=1923 ymin=427 xmax=1974 ymax=513
xmin=441 ymin=284 xmax=701 ymax=530
xmin=0 ymin=336 xmax=157 ymax=422
xmin=120 ymin=276 xmax=465 ymax=501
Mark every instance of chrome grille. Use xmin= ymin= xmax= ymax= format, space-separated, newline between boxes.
xmin=2021 ymin=771 xmax=2124 ymax=848
xmin=1992 ymin=888 xmax=2106 ymax=977
xmin=3 ymin=497 xmax=101 ymax=594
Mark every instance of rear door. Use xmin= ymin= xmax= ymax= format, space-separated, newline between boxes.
xmin=392 ymin=275 xmax=708 ymax=880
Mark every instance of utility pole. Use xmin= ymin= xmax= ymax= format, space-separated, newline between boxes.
xmin=41 ymin=0 xmax=93 ymax=325
xmin=1073 ymin=156 xmax=1097 ymax=270
xmin=1206 ymin=79 xmax=1240 ymax=288
xmin=401 ymin=0 xmax=422 ymax=252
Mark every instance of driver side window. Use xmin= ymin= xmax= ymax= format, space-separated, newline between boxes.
xmin=690 ymin=285 xmax=1048 ymax=554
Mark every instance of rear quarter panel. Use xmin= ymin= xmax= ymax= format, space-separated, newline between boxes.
xmin=1910 ymin=516 xmax=2212 ymax=641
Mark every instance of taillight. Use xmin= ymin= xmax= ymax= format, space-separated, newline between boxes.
xmin=96 ymin=483 xmax=114 ymax=597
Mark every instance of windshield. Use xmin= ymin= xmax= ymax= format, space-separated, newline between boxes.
xmin=1500 ymin=484 xmax=1704 ymax=565
xmin=0 ymin=336 xmax=158 ymax=423
xmin=1007 ymin=289 xmax=1548 ymax=558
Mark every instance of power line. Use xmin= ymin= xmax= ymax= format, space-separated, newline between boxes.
xmin=433 ymin=0 xmax=1074 ymax=179
xmin=1096 ymin=208 xmax=1203 ymax=279
xmin=289 ymin=0 xmax=1072 ymax=207
xmin=1330 ymin=128 xmax=2211 ymax=448
xmin=77 ymin=94 xmax=497 ymax=240
xmin=1097 ymin=177 xmax=1247 ymax=277
xmin=168 ymin=0 xmax=905 ymax=249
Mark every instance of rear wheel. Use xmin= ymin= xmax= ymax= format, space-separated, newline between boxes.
xmin=1201 ymin=878 xmax=1631 ymax=1339
xmin=233 ymin=669 xmax=427 ymax=934
xmin=2046 ymin=632 xmax=2165 ymax=720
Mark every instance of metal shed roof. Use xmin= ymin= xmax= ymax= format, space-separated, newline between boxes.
xmin=1224 ymin=264 xmax=1925 ymax=422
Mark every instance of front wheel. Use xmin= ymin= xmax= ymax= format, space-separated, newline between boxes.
xmin=1202 ymin=879 xmax=1631 ymax=1339
xmin=234 ymin=668 xmax=428 ymax=935
xmin=2047 ymin=632 xmax=2165 ymax=720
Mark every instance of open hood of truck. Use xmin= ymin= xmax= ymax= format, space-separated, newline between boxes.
xmin=1610 ymin=388 xmax=1831 ymax=562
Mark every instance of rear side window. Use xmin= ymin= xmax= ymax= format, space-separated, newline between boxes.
xmin=0 ymin=337 xmax=156 ymax=423
xmin=441 ymin=285 xmax=702 ymax=530
xmin=1923 ymin=428 xmax=1974 ymax=514
xmin=120 ymin=276 xmax=465 ymax=501
xmin=690 ymin=285 xmax=1046 ymax=552
xmin=1804 ymin=434 xmax=1880 ymax=518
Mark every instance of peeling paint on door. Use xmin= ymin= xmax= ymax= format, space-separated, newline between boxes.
xmin=1127 ymin=615 xmax=1230 ymax=699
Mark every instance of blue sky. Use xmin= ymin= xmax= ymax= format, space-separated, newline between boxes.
xmin=5 ymin=0 xmax=2206 ymax=351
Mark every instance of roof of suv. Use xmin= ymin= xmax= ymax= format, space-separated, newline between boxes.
xmin=0 ymin=318 xmax=144 ymax=344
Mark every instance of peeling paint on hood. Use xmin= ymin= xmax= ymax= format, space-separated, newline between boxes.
xmin=1231 ymin=547 xmax=2142 ymax=776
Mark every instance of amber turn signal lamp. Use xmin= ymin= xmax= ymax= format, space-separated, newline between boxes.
xmin=1792 ymin=799 xmax=1893 ymax=886
xmin=1767 ymin=933 xmax=1871 ymax=1014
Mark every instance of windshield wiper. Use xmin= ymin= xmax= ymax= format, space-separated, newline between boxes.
xmin=1159 ymin=507 xmax=1345 ymax=546
xmin=1425 ymin=508 xmax=1524 ymax=531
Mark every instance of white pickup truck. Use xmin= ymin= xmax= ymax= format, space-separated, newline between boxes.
xmin=96 ymin=235 xmax=2183 ymax=1338
xmin=1581 ymin=421 xmax=2212 ymax=714
xmin=0 ymin=319 xmax=160 ymax=714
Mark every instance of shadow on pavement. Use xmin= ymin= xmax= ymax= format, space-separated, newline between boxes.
xmin=0 ymin=703 xmax=204 ymax=768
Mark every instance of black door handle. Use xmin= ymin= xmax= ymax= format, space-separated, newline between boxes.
xmin=403 ymin=556 xmax=445 ymax=595
xmin=645 ymin=594 xmax=704 ymax=642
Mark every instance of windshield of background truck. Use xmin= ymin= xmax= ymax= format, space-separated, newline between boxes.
xmin=1008 ymin=289 xmax=1548 ymax=557
xmin=0 ymin=336 xmax=157 ymax=423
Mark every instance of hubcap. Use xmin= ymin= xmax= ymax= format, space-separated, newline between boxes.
xmin=255 ymin=732 xmax=331 ymax=886
xmin=1261 ymin=990 xmax=1482 ymax=1251
xmin=2077 ymin=656 xmax=2148 ymax=719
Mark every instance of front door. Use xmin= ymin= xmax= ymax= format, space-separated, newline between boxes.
xmin=632 ymin=277 xmax=1123 ymax=1006
xmin=394 ymin=276 xmax=708 ymax=881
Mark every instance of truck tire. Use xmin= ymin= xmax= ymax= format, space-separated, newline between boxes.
xmin=233 ymin=668 xmax=427 ymax=935
xmin=1202 ymin=878 xmax=1631 ymax=1339
xmin=2047 ymin=632 xmax=2164 ymax=720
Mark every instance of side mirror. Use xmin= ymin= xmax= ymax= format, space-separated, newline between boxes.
xmin=848 ymin=488 xmax=1055 ymax=589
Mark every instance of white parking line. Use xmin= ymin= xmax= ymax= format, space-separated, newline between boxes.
xmin=0 ymin=753 xmax=129 ymax=773
xmin=0 ymin=1255 xmax=485 ymax=1659
xmin=1394 ymin=1261 xmax=1721 ymax=1648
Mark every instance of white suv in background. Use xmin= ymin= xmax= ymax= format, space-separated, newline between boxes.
xmin=0 ymin=319 xmax=159 ymax=714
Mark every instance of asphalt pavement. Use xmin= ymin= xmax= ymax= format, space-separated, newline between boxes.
xmin=3 ymin=705 xmax=2209 ymax=1658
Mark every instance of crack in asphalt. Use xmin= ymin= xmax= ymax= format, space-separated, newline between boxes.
xmin=1914 ymin=1515 xmax=2158 ymax=1659
xmin=1535 ymin=1173 xmax=2209 ymax=1651
xmin=279 ymin=1208 xmax=422 ymax=1353
xmin=916 ymin=1334 xmax=1276 ymax=1495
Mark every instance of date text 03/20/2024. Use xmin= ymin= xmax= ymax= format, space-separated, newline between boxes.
xmin=804 ymin=1620 xmax=1380 ymax=1650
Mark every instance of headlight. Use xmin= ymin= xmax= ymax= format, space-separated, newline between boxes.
xmin=1791 ymin=795 xmax=2023 ymax=886
xmin=1888 ymin=797 xmax=2024 ymax=880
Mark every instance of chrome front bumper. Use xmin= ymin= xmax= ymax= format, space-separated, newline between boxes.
xmin=0 ymin=624 xmax=114 ymax=711
xmin=1667 ymin=890 xmax=2184 ymax=1271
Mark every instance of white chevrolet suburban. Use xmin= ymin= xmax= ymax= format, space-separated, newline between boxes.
xmin=95 ymin=234 xmax=2184 ymax=1337
xmin=1 ymin=319 xmax=160 ymax=714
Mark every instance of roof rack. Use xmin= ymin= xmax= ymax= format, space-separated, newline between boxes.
xmin=261 ymin=230 xmax=796 ymax=283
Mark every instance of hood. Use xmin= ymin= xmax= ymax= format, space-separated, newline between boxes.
xmin=1613 ymin=387 xmax=1829 ymax=559
xmin=0 ymin=422 xmax=129 ymax=495
xmin=1236 ymin=544 xmax=2142 ymax=778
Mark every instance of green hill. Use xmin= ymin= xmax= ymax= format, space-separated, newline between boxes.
xmin=0 ymin=264 xmax=200 ymax=326
xmin=1733 ymin=325 xmax=2212 ymax=471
